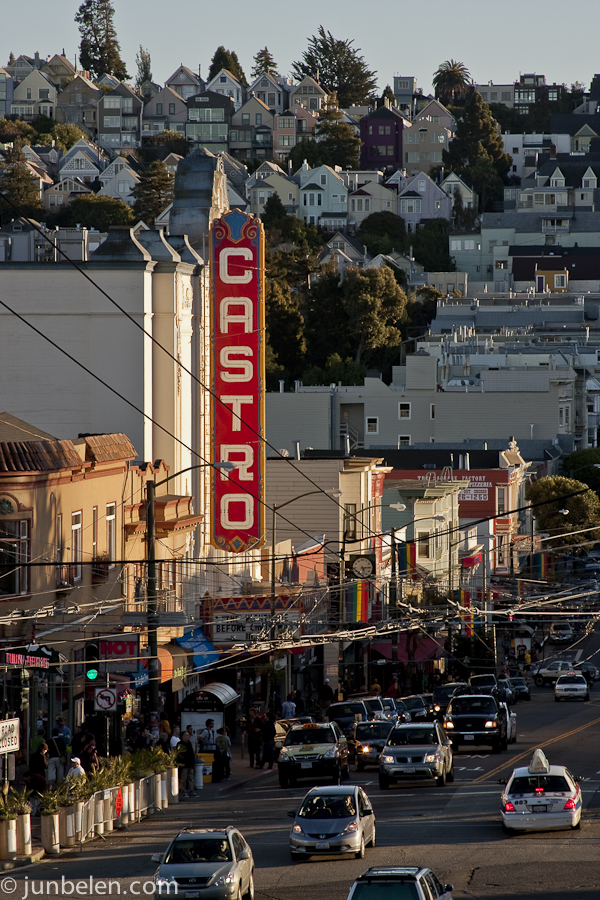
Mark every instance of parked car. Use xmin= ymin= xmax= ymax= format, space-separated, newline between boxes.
xmin=443 ymin=693 xmax=508 ymax=753
xmin=350 ymin=720 xmax=393 ymax=771
xmin=347 ymin=867 xmax=453 ymax=900
xmin=289 ymin=785 xmax=376 ymax=861
xmin=151 ymin=827 xmax=254 ymax=900
xmin=379 ymin=722 xmax=454 ymax=789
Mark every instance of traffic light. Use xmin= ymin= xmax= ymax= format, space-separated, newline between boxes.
xmin=85 ymin=642 xmax=100 ymax=681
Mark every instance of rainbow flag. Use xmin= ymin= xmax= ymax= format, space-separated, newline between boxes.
xmin=346 ymin=581 xmax=370 ymax=623
xmin=533 ymin=552 xmax=548 ymax=579
xmin=397 ymin=542 xmax=416 ymax=578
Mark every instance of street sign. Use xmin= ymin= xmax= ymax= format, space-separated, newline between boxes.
xmin=94 ymin=687 xmax=117 ymax=712
xmin=0 ymin=719 xmax=19 ymax=753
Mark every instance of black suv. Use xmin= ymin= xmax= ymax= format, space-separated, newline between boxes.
xmin=431 ymin=683 xmax=468 ymax=719
xmin=443 ymin=693 xmax=507 ymax=753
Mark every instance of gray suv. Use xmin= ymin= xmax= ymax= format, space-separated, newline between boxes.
xmin=379 ymin=722 xmax=454 ymax=789
xmin=152 ymin=827 xmax=254 ymax=899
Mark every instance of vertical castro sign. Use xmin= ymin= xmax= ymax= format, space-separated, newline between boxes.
xmin=211 ymin=209 xmax=266 ymax=553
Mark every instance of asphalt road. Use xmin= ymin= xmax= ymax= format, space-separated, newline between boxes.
xmin=2 ymin=638 xmax=600 ymax=900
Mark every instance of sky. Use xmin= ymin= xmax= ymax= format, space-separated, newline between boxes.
xmin=1 ymin=0 xmax=598 ymax=96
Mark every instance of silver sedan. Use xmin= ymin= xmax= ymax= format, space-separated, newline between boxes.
xmin=288 ymin=785 xmax=376 ymax=861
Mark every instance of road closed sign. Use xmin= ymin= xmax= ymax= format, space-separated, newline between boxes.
xmin=94 ymin=687 xmax=117 ymax=712
xmin=0 ymin=719 xmax=19 ymax=753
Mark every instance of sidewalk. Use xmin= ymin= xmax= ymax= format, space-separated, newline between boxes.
xmin=203 ymin=742 xmax=277 ymax=795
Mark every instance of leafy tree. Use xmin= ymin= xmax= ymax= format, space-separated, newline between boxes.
xmin=0 ymin=145 xmax=42 ymax=214
xmin=303 ymin=352 xmax=366 ymax=386
xmin=526 ymin=476 xmax=600 ymax=546
xmin=0 ymin=119 xmax=35 ymax=145
xmin=208 ymin=46 xmax=247 ymax=86
xmin=443 ymin=91 xmax=512 ymax=211
xmin=563 ymin=449 xmax=600 ymax=496
xmin=411 ymin=219 xmax=455 ymax=272
xmin=404 ymin=288 xmax=441 ymax=331
xmin=51 ymin=123 xmax=86 ymax=150
xmin=315 ymin=105 xmax=360 ymax=169
xmin=7 ymin=52 xmax=15 ymax=66
xmin=292 ymin=26 xmax=377 ymax=108
xmin=132 ymin=160 xmax=174 ymax=224
xmin=343 ymin=266 xmax=407 ymax=365
xmin=288 ymin=137 xmax=326 ymax=171
xmin=468 ymin=149 xmax=504 ymax=215
xmin=251 ymin=47 xmax=278 ymax=80
xmin=432 ymin=60 xmax=472 ymax=106
xmin=48 ymin=194 xmax=134 ymax=231
xmin=135 ymin=45 xmax=152 ymax=89
xmin=382 ymin=85 xmax=396 ymax=105
xmin=75 ymin=0 xmax=128 ymax=80
xmin=141 ymin=129 xmax=187 ymax=160
xmin=358 ymin=211 xmax=407 ymax=257
xmin=265 ymin=279 xmax=306 ymax=388
xmin=304 ymin=267 xmax=353 ymax=368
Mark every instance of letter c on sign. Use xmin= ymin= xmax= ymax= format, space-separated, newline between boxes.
xmin=220 ymin=494 xmax=254 ymax=529
xmin=220 ymin=248 xmax=253 ymax=284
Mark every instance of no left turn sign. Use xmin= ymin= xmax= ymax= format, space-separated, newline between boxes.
xmin=94 ymin=687 xmax=117 ymax=712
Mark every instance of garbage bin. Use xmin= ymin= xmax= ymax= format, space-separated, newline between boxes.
xmin=194 ymin=756 xmax=204 ymax=790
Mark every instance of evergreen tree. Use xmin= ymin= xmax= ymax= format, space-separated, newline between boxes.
xmin=432 ymin=60 xmax=472 ymax=106
xmin=382 ymin=85 xmax=396 ymax=105
xmin=132 ymin=160 xmax=174 ymax=224
xmin=315 ymin=105 xmax=360 ymax=169
xmin=343 ymin=266 xmax=407 ymax=365
xmin=303 ymin=353 xmax=366 ymax=387
xmin=48 ymin=194 xmax=134 ymax=230
xmin=292 ymin=26 xmax=377 ymax=107
xmin=7 ymin=52 xmax=15 ymax=66
xmin=251 ymin=47 xmax=278 ymax=80
xmin=0 ymin=145 xmax=42 ymax=214
xmin=75 ymin=0 xmax=128 ymax=80
xmin=208 ymin=46 xmax=247 ymax=86
xmin=288 ymin=137 xmax=325 ymax=171
xmin=135 ymin=45 xmax=152 ymax=89
xmin=443 ymin=92 xmax=512 ymax=210
xmin=261 ymin=193 xmax=287 ymax=231
xmin=265 ymin=279 xmax=306 ymax=387
xmin=411 ymin=219 xmax=455 ymax=272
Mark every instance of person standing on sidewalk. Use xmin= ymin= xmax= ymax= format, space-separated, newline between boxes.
xmin=176 ymin=731 xmax=196 ymax=798
xmin=245 ymin=707 xmax=263 ymax=768
xmin=260 ymin=712 xmax=276 ymax=770
xmin=281 ymin=694 xmax=296 ymax=719
xmin=47 ymin=733 xmax=67 ymax=784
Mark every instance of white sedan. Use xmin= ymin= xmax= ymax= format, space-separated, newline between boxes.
xmin=501 ymin=749 xmax=582 ymax=833
xmin=555 ymin=672 xmax=589 ymax=702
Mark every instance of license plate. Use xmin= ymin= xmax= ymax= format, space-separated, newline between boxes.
xmin=184 ymin=893 xmax=200 ymax=899
xmin=315 ymin=841 xmax=329 ymax=849
xmin=301 ymin=761 xmax=312 ymax=769
xmin=464 ymin=734 xmax=475 ymax=741
xmin=403 ymin=766 xmax=415 ymax=773
xmin=532 ymin=806 xmax=547 ymax=813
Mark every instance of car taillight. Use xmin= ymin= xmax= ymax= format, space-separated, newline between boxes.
xmin=564 ymin=799 xmax=576 ymax=810
xmin=504 ymin=801 xmax=516 ymax=812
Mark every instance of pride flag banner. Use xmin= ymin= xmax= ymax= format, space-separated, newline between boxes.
xmin=397 ymin=542 xmax=416 ymax=578
xmin=346 ymin=581 xmax=370 ymax=623
xmin=533 ymin=552 xmax=548 ymax=579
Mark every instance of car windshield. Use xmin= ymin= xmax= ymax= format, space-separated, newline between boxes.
xmin=329 ymin=703 xmax=364 ymax=717
xmin=512 ymin=678 xmax=526 ymax=686
xmin=351 ymin=882 xmax=419 ymax=899
xmin=401 ymin=697 xmax=425 ymax=710
xmin=363 ymin=699 xmax=383 ymax=714
xmin=469 ymin=675 xmax=495 ymax=686
xmin=387 ymin=728 xmax=437 ymax=746
xmin=355 ymin=723 xmax=392 ymax=741
xmin=433 ymin=684 xmax=464 ymax=702
xmin=553 ymin=624 xmax=570 ymax=632
xmin=448 ymin=697 xmax=496 ymax=715
xmin=164 ymin=838 xmax=232 ymax=864
xmin=382 ymin=699 xmax=394 ymax=709
xmin=509 ymin=775 xmax=571 ymax=794
xmin=298 ymin=793 xmax=357 ymax=818
xmin=557 ymin=675 xmax=585 ymax=685
xmin=285 ymin=728 xmax=335 ymax=745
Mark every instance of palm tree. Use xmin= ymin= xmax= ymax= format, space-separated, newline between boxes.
xmin=432 ymin=60 xmax=472 ymax=105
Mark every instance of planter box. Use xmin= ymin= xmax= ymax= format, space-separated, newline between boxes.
xmin=16 ymin=813 xmax=31 ymax=856
xmin=0 ymin=819 xmax=17 ymax=860
xmin=41 ymin=814 xmax=60 ymax=855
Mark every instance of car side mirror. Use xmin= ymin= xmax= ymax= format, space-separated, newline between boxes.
xmin=237 ymin=849 xmax=250 ymax=860
xmin=287 ymin=810 xmax=296 ymax=818
xmin=340 ymin=736 xmax=347 ymax=743
xmin=443 ymin=740 xmax=452 ymax=747
xmin=445 ymin=885 xmax=454 ymax=893
xmin=151 ymin=853 xmax=162 ymax=863
xmin=362 ymin=807 xmax=373 ymax=816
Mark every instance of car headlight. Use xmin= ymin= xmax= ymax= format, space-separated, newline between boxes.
xmin=278 ymin=747 xmax=289 ymax=757
xmin=424 ymin=753 xmax=439 ymax=763
xmin=443 ymin=721 xmax=454 ymax=729
xmin=155 ymin=876 xmax=175 ymax=887
xmin=382 ymin=755 xmax=394 ymax=763
xmin=355 ymin=743 xmax=363 ymax=752
xmin=361 ymin=745 xmax=371 ymax=753
xmin=292 ymin=824 xmax=304 ymax=834
xmin=484 ymin=720 xmax=497 ymax=729
xmin=322 ymin=747 xmax=336 ymax=758
xmin=434 ymin=705 xmax=441 ymax=712
xmin=213 ymin=873 xmax=236 ymax=887
xmin=341 ymin=822 xmax=358 ymax=834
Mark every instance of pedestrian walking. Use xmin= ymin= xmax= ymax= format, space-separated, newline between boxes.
xmin=176 ymin=732 xmax=196 ymax=798
xmin=245 ymin=707 xmax=263 ymax=768
xmin=260 ymin=712 xmax=276 ymax=770
xmin=47 ymin=733 xmax=67 ymax=784
xmin=281 ymin=694 xmax=296 ymax=719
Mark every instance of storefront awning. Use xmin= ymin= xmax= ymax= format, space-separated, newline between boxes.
xmin=175 ymin=627 xmax=219 ymax=673
xmin=157 ymin=644 xmax=190 ymax=691
xmin=197 ymin=682 xmax=239 ymax=707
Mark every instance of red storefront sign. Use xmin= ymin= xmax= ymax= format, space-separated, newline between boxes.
xmin=210 ymin=209 xmax=266 ymax=553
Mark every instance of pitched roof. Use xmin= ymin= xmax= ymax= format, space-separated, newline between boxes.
xmin=83 ymin=433 xmax=136 ymax=462
xmin=0 ymin=413 xmax=56 ymax=442
xmin=0 ymin=440 xmax=83 ymax=472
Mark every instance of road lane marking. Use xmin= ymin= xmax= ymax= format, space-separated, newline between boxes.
xmin=474 ymin=714 xmax=600 ymax=783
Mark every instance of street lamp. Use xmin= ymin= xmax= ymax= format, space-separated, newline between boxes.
xmin=146 ymin=460 xmax=235 ymax=712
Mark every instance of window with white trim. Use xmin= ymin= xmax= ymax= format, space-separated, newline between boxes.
xmin=106 ymin=503 xmax=116 ymax=564
xmin=71 ymin=512 xmax=82 ymax=580
xmin=92 ymin=507 xmax=98 ymax=560
xmin=417 ymin=531 xmax=430 ymax=558
xmin=398 ymin=402 xmax=411 ymax=419
xmin=496 ymin=487 xmax=506 ymax=515
xmin=366 ymin=416 xmax=379 ymax=434
xmin=398 ymin=435 xmax=411 ymax=446
xmin=0 ymin=520 xmax=29 ymax=596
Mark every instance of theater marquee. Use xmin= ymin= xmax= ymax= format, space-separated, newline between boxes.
xmin=210 ymin=209 xmax=266 ymax=553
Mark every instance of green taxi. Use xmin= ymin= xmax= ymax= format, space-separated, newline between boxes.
xmin=277 ymin=722 xmax=350 ymax=788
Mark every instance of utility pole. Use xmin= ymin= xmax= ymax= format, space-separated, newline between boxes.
xmin=390 ymin=528 xmax=398 ymax=669
xmin=337 ymin=529 xmax=346 ymax=700
xmin=146 ymin=479 xmax=159 ymax=713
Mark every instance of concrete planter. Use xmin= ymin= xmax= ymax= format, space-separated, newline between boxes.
xmin=0 ymin=819 xmax=17 ymax=860
xmin=168 ymin=766 xmax=179 ymax=804
xmin=41 ymin=813 xmax=60 ymax=855
xmin=160 ymin=772 xmax=168 ymax=809
xmin=103 ymin=794 xmax=114 ymax=833
xmin=16 ymin=813 xmax=31 ymax=856
xmin=153 ymin=773 xmax=163 ymax=811
xmin=73 ymin=800 xmax=84 ymax=844
xmin=94 ymin=793 xmax=105 ymax=836
xmin=59 ymin=805 xmax=75 ymax=848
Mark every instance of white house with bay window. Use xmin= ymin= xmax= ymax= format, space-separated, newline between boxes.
xmin=295 ymin=162 xmax=348 ymax=228
xmin=98 ymin=158 xmax=140 ymax=207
